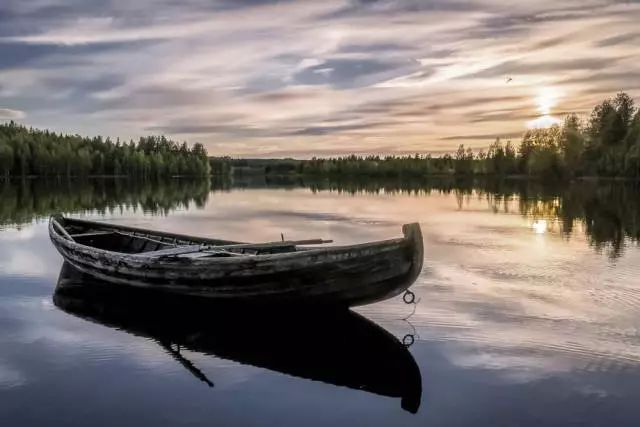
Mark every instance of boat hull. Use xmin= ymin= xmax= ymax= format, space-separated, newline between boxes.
xmin=49 ymin=217 xmax=424 ymax=307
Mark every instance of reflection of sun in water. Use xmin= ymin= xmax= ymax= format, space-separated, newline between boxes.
xmin=527 ymin=87 xmax=562 ymax=129
xmin=532 ymin=219 xmax=547 ymax=234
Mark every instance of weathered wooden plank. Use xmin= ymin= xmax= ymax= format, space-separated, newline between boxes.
xmin=70 ymin=231 xmax=114 ymax=238
xmin=178 ymin=250 xmax=246 ymax=259
xmin=131 ymin=239 xmax=331 ymax=258
xmin=51 ymin=218 xmax=75 ymax=242
xmin=132 ymin=245 xmax=201 ymax=258
xmin=55 ymin=235 xmax=406 ymax=280
xmin=62 ymin=217 xmax=241 ymax=246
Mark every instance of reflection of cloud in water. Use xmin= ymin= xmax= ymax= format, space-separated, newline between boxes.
xmin=445 ymin=349 xmax=575 ymax=383
xmin=0 ymin=295 xmax=261 ymax=389
xmin=0 ymin=362 xmax=26 ymax=388
xmin=0 ymin=250 xmax=47 ymax=277
xmin=255 ymin=210 xmax=392 ymax=226
xmin=0 ymin=223 xmax=62 ymax=280
xmin=0 ymin=227 xmax=36 ymax=241
xmin=363 ymin=252 xmax=640 ymax=384
xmin=4 ymin=185 xmax=640 ymax=396
xmin=321 ymin=189 xmax=640 ymax=383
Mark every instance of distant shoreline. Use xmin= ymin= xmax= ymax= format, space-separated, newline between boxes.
xmin=215 ymin=167 xmax=640 ymax=183
xmin=2 ymin=172 xmax=639 ymax=182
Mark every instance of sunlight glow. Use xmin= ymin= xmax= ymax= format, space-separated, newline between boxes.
xmin=535 ymin=87 xmax=560 ymax=115
xmin=532 ymin=219 xmax=547 ymax=234
xmin=527 ymin=115 xmax=562 ymax=129
xmin=527 ymin=87 xmax=563 ymax=129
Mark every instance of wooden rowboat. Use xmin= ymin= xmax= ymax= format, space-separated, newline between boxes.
xmin=49 ymin=215 xmax=423 ymax=306
xmin=53 ymin=263 xmax=422 ymax=413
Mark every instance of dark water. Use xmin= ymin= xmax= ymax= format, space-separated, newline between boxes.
xmin=1 ymin=178 xmax=640 ymax=426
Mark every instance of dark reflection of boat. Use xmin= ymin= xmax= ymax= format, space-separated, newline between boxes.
xmin=53 ymin=263 xmax=422 ymax=414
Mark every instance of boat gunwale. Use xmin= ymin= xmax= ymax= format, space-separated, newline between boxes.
xmin=54 ymin=216 xmax=242 ymax=246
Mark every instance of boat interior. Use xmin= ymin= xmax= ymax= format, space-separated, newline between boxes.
xmin=52 ymin=217 xmax=330 ymax=258
xmin=71 ymin=229 xmax=181 ymax=254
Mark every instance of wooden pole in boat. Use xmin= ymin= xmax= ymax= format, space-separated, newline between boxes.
xmin=133 ymin=238 xmax=334 ymax=258
xmin=51 ymin=218 xmax=75 ymax=242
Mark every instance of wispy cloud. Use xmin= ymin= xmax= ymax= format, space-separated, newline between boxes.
xmin=0 ymin=108 xmax=26 ymax=120
xmin=0 ymin=0 xmax=638 ymax=157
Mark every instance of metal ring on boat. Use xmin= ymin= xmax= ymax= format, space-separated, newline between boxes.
xmin=403 ymin=290 xmax=416 ymax=304
xmin=402 ymin=334 xmax=415 ymax=347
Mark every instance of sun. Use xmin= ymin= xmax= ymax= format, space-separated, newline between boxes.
xmin=535 ymin=87 xmax=560 ymax=115
xmin=527 ymin=87 xmax=563 ymax=129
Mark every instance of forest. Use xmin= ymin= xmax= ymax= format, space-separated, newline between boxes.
xmin=0 ymin=122 xmax=210 ymax=179
xmin=212 ymin=92 xmax=640 ymax=179
xmin=2 ymin=92 xmax=638 ymax=180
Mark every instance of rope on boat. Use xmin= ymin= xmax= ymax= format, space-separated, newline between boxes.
xmin=400 ymin=289 xmax=421 ymax=346
xmin=401 ymin=289 xmax=421 ymax=320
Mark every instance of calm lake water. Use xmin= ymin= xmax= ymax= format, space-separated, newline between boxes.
xmin=1 ymin=178 xmax=640 ymax=426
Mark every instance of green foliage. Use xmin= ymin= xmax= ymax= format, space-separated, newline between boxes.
xmin=0 ymin=122 xmax=209 ymax=178
xmin=209 ymin=93 xmax=640 ymax=180
xmin=0 ymin=137 xmax=14 ymax=179
xmin=6 ymin=92 xmax=638 ymax=181
xmin=454 ymin=145 xmax=474 ymax=175
xmin=299 ymin=154 xmax=456 ymax=177
xmin=0 ymin=178 xmax=211 ymax=228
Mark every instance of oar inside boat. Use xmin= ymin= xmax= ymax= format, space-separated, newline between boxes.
xmin=133 ymin=238 xmax=334 ymax=259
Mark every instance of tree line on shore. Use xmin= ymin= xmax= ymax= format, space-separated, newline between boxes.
xmin=0 ymin=122 xmax=210 ymax=179
xmin=212 ymin=92 xmax=640 ymax=179
xmin=2 ymin=92 xmax=638 ymax=180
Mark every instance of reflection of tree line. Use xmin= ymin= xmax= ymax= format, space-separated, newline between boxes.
xmin=0 ymin=179 xmax=210 ymax=228
xmin=476 ymin=180 xmax=640 ymax=257
xmin=215 ymin=176 xmax=640 ymax=258
xmin=2 ymin=177 xmax=637 ymax=258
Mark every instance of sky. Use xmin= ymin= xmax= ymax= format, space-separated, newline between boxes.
xmin=0 ymin=0 xmax=639 ymax=158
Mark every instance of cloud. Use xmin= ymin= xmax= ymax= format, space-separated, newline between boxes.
xmin=292 ymin=58 xmax=419 ymax=89
xmin=146 ymin=123 xmax=271 ymax=137
xmin=0 ymin=0 xmax=638 ymax=156
xmin=595 ymin=32 xmax=640 ymax=48
xmin=440 ymin=132 xmax=525 ymax=142
xmin=287 ymin=121 xmax=395 ymax=136
xmin=2 ymin=17 xmax=212 ymax=46
xmin=461 ymin=58 xmax=627 ymax=80
xmin=0 ymin=108 xmax=25 ymax=120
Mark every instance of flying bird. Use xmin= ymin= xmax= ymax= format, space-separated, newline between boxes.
xmin=506 ymin=77 xmax=513 ymax=83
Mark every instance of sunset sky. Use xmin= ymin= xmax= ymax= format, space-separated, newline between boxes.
xmin=1 ymin=0 xmax=639 ymax=158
